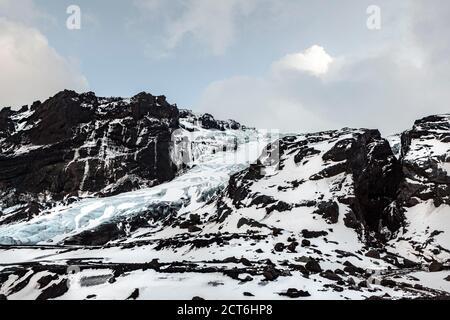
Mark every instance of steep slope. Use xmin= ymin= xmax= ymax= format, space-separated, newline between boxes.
xmin=388 ymin=115 xmax=450 ymax=263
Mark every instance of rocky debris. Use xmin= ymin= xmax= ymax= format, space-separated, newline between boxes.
xmin=365 ymin=250 xmax=381 ymax=259
xmin=274 ymin=243 xmax=285 ymax=252
xmin=127 ymin=288 xmax=140 ymax=300
xmin=314 ymin=201 xmax=339 ymax=224
xmin=240 ymin=258 xmax=252 ymax=267
xmin=429 ymin=261 xmax=444 ymax=272
xmin=380 ymin=279 xmax=397 ymax=288
xmin=279 ymin=288 xmax=311 ymax=298
xmin=343 ymin=261 xmax=365 ymax=275
xmin=320 ymin=270 xmax=343 ymax=282
xmin=263 ymin=266 xmax=282 ymax=281
xmin=302 ymin=230 xmax=328 ymax=239
xmin=305 ymin=259 xmax=322 ymax=274
xmin=301 ymin=240 xmax=311 ymax=247
xmin=36 ymin=279 xmax=69 ymax=300
xmin=287 ymin=241 xmax=299 ymax=253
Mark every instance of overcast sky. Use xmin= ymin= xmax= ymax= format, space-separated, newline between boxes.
xmin=1 ymin=0 xmax=449 ymax=135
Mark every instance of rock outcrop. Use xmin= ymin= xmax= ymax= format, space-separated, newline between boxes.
xmin=0 ymin=90 xmax=179 ymax=224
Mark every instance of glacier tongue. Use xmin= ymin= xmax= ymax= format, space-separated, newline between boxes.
xmin=0 ymin=128 xmax=276 ymax=245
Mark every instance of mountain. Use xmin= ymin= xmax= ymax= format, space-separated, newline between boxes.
xmin=0 ymin=91 xmax=242 ymax=227
xmin=0 ymin=91 xmax=449 ymax=300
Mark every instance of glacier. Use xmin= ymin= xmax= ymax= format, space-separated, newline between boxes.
xmin=0 ymin=125 xmax=278 ymax=245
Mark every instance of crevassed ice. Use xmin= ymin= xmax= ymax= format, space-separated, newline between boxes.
xmin=0 ymin=128 xmax=276 ymax=245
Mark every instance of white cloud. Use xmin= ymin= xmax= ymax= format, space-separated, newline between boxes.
xmin=272 ymin=45 xmax=334 ymax=77
xmin=0 ymin=19 xmax=88 ymax=109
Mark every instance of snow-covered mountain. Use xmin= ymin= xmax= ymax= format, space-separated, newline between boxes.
xmin=0 ymin=91 xmax=449 ymax=300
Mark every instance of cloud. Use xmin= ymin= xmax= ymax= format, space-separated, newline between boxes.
xmin=0 ymin=19 xmax=88 ymax=109
xmin=197 ymin=74 xmax=337 ymax=134
xmin=0 ymin=0 xmax=55 ymax=26
xmin=135 ymin=0 xmax=259 ymax=55
xmin=272 ymin=45 xmax=334 ymax=77
xmin=196 ymin=39 xmax=450 ymax=135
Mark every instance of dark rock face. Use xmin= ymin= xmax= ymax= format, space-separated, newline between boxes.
xmin=398 ymin=115 xmax=450 ymax=208
xmin=0 ymin=90 xmax=179 ymax=223
xmin=323 ymin=130 xmax=402 ymax=235
xmin=180 ymin=110 xmax=242 ymax=131
xmin=36 ymin=279 xmax=69 ymax=300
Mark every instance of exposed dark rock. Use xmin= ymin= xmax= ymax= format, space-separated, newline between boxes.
xmin=429 ymin=261 xmax=444 ymax=272
xmin=240 ymin=258 xmax=252 ymax=267
xmin=287 ymin=241 xmax=299 ymax=253
xmin=305 ymin=259 xmax=322 ymax=273
xmin=266 ymin=201 xmax=292 ymax=214
xmin=294 ymin=147 xmax=321 ymax=164
xmin=380 ymin=279 xmax=397 ymax=288
xmin=302 ymin=230 xmax=328 ymax=239
xmin=320 ymin=270 xmax=342 ymax=282
xmin=279 ymin=288 xmax=311 ymax=298
xmin=188 ymin=226 xmax=202 ymax=233
xmin=365 ymin=250 xmax=381 ymax=259
xmin=301 ymin=239 xmax=311 ymax=247
xmin=314 ymin=201 xmax=339 ymax=224
xmin=127 ymin=289 xmax=140 ymax=300
xmin=343 ymin=261 xmax=364 ymax=275
xmin=198 ymin=113 xmax=241 ymax=131
xmin=37 ymin=274 xmax=59 ymax=289
xmin=263 ymin=266 xmax=281 ymax=281
xmin=274 ymin=243 xmax=285 ymax=252
xmin=36 ymin=279 xmax=69 ymax=300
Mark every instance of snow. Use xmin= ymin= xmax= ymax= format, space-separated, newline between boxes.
xmin=388 ymin=201 xmax=450 ymax=262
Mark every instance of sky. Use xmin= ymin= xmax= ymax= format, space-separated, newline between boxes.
xmin=0 ymin=0 xmax=449 ymax=135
